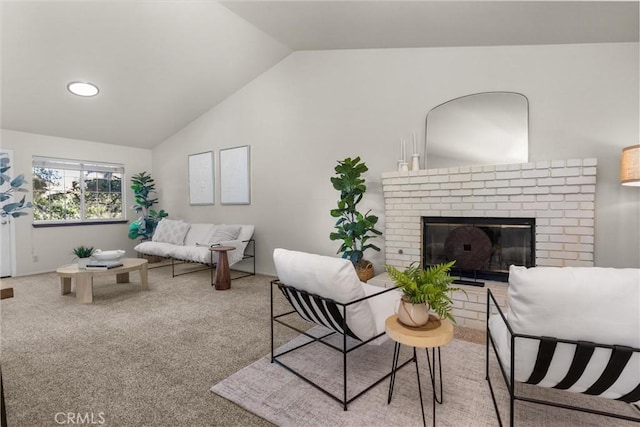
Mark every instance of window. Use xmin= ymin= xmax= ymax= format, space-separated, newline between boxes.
xmin=32 ymin=157 xmax=124 ymax=224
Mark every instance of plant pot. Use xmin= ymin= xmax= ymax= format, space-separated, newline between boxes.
xmin=355 ymin=260 xmax=374 ymax=282
xmin=397 ymin=298 xmax=430 ymax=327
xmin=77 ymin=257 xmax=90 ymax=269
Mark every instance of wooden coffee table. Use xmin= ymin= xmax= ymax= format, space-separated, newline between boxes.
xmin=56 ymin=258 xmax=149 ymax=304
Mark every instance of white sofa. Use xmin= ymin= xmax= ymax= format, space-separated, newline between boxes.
xmin=487 ymin=265 xmax=640 ymax=424
xmin=134 ymin=219 xmax=255 ymax=278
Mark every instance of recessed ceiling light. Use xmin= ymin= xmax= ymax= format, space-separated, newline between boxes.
xmin=67 ymin=81 xmax=99 ymax=97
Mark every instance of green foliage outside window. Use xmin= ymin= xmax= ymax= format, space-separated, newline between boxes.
xmin=32 ymin=159 xmax=123 ymax=222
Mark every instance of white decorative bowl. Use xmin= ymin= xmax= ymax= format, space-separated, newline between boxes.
xmin=92 ymin=249 xmax=126 ymax=261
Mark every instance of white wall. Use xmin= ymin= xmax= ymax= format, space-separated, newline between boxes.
xmin=153 ymin=42 xmax=639 ymax=276
xmin=0 ymin=129 xmax=153 ymax=276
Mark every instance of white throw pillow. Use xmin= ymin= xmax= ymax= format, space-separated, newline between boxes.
xmin=152 ymin=219 xmax=191 ymax=245
xmin=184 ymin=224 xmax=216 ymax=247
xmin=210 ymin=225 xmax=241 ymax=243
xmin=273 ymin=248 xmax=376 ymax=341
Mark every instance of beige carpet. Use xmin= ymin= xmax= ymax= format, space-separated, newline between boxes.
xmin=211 ymin=326 xmax=639 ymax=427
xmin=0 ymin=264 xmax=300 ymax=427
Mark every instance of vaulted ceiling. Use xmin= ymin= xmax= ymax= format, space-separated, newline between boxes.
xmin=2 ymin=1 xmax=638 ymax=149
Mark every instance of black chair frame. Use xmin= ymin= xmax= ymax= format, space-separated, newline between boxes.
xmin=486 ymin=289 xmax=640 ymax=426
xmin=270 ymin=279 xmax=413 ymax=410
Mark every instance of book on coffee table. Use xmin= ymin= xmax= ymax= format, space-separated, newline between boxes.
xmin=86 ymin=260 xmax=124 ymax=270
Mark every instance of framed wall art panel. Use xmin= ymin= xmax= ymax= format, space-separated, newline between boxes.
xmin=220 ymin=145 xmax=250 ymax=205
xmin=188 ymin=151 xmax=215 ymax=205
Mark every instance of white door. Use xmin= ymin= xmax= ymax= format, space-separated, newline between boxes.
xmin=1 ymin=150 xmax=14 ymax=277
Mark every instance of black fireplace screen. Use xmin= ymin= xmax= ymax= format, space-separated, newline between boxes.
xmin=422 ymin=217 xmax=535 ymax=284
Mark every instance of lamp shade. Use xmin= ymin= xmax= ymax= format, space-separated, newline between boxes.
xmin=620 ymin=144 xmax=640 ymax=186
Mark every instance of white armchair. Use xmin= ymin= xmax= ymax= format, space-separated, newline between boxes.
xmin=271 ymin=248 xmax=411 ymax=410
xmin=486 ymin=265 xmax=640 ymax=425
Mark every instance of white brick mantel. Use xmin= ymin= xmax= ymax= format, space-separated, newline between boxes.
xmin=379 ymin=158 xmax=597 ymax=330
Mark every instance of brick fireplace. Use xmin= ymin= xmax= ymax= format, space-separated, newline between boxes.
xmin=377 ymin=158 xmax=597 ymax=329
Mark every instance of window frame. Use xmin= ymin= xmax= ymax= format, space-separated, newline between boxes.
xmin=31 ymin=156 xmax=127 ymax=226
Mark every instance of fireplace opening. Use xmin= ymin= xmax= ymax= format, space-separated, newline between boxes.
xmin=422 ymin=216 xmax=535 ymax=285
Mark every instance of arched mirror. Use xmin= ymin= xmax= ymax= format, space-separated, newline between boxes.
xmin=424 ymin=92 xmax=529 ymax=169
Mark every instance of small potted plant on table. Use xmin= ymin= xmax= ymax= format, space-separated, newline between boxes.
xmin=385 ymin=261 xmax=464 ymax=328
xmin=73 ymin=246 xmax=95 ymax=269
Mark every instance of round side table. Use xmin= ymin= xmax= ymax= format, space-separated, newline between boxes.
xmin=209 ymin=246 xmax=236 ymax=290
xmin=385 ymin=314 xmax=454 ymax=427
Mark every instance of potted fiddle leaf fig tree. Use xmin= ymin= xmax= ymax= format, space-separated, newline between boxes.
xmin=128 ymin=171 xmax=168 ymax=241
xmin=330 ymin=156 xmax=382 ymax=282
xmin=385 ymin=261 xmax=464 ymax=327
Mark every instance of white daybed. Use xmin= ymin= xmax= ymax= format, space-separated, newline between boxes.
xmin=134 ymin=219 xmax=255 ymax=284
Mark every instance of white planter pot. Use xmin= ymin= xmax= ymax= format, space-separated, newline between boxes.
xmin=77 ymin=257 xmax=90 ymax=269
xmin=397 ymin=299 xmax=430 ymax=327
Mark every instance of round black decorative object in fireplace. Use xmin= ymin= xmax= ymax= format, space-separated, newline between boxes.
xmin=444 ymin=226 xmax=492 ymax=270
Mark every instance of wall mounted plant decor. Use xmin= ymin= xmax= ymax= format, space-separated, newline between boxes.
xmin=0 ymin=154 xmax=33 ymax=219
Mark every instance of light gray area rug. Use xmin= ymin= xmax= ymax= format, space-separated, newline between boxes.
xmin=211 ymin=329 xmax=638 ymax=426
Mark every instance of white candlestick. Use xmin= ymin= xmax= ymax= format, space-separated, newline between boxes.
xmin=413 ymin=132 xmax=417 ymax=154
xmin=411 ymin=153 xmax=420 ymax=171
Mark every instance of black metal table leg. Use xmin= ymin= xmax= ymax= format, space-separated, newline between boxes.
xmin=414 ymin=347 xmax=427 ymax=427
xmin=388 ymin=345 xmax=428 ymax=427
xmin=411 ymin=346 xmax=446 ymax=427
xmin=426 ymin=347 xmax=444 ymax=404
xmin=1 ymin=365 xmax=6 ymax=427
xmin=387 ymin=342 xmax=402 ymax=403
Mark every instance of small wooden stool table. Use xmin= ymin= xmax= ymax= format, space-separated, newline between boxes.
xmin=386 ymin=314 xmax=454 ymax=427
xmin=56 ymin=258 xmax=149 ymax=304
xmin=209 ymin=246 xmax=236 ymax=290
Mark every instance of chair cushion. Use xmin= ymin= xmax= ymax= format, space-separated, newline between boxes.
xmin=362 ymin=283 xmax=402 ymax=344
xmin=172 ymin=245 xmax=215 ymax=264
xmin=134 ymin=241 xmax=176 ymax=258
xmin=273 ymin=248 xmax=377 ymax=341
xmin=152 ymin=219 xmax=191 ymax=245
xmin=505 ymin=265 xmax=640 ymax=398
xmin=508 ymin=265 xmax=640 ymax=347
xmin=236 ymin=224 xmax=254 ymax=243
